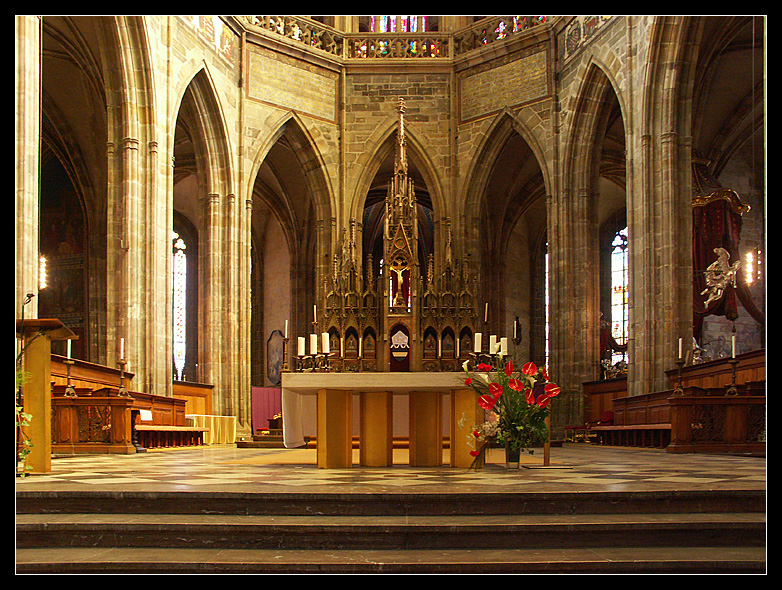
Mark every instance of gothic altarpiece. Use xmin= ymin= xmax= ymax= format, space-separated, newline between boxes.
xmin=320 ymin=99 xmax=480 ymax=373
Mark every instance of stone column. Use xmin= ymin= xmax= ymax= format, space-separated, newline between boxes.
xmin=15 ymin=15 xmax=41 ymax=318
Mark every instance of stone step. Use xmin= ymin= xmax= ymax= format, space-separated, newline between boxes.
xmin=16 ymin=489 xmax=766 ymax=574
xmin=15 ymin=546 xmax=767 ymax=574
xmin=15 ymin=489 xmax=767 ymax=516
xmin=15 ymin=512 xmax=766 ymax=551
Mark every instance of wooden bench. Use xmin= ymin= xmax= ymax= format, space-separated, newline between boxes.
xmin=134 ymin=424 xmax=209 ymax=449
xmin=592 ymin=423 xmax=671 ymax=448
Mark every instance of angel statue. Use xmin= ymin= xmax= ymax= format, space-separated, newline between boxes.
xmin=701 ymin=247 xmax=740 ymax=308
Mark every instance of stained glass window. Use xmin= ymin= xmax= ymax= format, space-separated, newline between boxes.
xmin=610 ymin=227 xmax=629 ymax=364
xmin=172 ymin=231 xmax=187 ymax=381
xmin=371 ymin=15 xmax=428 ymax=33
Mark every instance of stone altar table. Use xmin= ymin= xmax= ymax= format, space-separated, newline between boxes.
xmin=281 ymin=372 xmax=481 ymax=469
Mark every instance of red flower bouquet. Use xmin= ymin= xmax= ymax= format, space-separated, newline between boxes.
xmin=461 ymin=358 xmax=559 ymax=468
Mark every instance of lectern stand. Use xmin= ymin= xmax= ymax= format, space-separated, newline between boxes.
xmin=16 ymin=318 xmax=77 ymax=474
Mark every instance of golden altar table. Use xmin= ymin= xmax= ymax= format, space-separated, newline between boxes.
xmin=281 ymin=372 xmax=481 ymax=469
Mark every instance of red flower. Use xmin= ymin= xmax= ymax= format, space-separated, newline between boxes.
xmin=544 ymin=383 xmax=561 ymax=397
xmin=504 ymin=361 xmax=513 ymax=376
xmin=508 ymin=379 xmax=524 ymax=392
xmin=464 ymin=377 xmax=473 ymax=386
xmin=478 ymin=394 xmax=496 ymax=411
xmin=470 ymin=450 xmax=481 ymax=457
xmin=537 ymin=395 xmax=552 ymax=409
xmin=489 ymin=382 xmax=503 ymax=399
xmin=473 ymin=430 xmax=481 ymax=438
xmin=522 ymin=362 xmax=537 ymax=376
xmin=541 ymin=366 xmax=549 ymax=381
xmin=476 ymin=362 xmax=492 ymax=372
xmin=525 ymin=388 xmax=535 ymax=405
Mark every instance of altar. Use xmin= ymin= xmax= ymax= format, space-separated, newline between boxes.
xmin=281 ymin=372 xmax=481 ymax=469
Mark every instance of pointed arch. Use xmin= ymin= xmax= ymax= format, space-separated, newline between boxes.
xmin=347 ymin=116 xmax=446 ymax=224
xmin=175 ymin=64 xmax=235 ymax=200
xmin=562 ymin=58 xmax=626 ymax=198
xmin=247 ymin=110 xmax=335 ymax=234
xmin=462 ymin=107 xmax=551 ymax=219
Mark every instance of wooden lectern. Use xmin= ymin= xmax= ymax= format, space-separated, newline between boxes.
xmin=16 ymin=318 xmax=77 ymax=474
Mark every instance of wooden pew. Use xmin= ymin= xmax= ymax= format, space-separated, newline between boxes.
xmin=592 ymin=390 xmax=672 ymax=448
xmin=49 ymin=356 xmax=208 ymax=453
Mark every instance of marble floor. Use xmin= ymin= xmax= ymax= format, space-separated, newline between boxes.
xmin=15 ymin=443 xmax=766 ymax=495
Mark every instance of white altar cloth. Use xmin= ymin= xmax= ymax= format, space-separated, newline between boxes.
xmin=280 ymin=372 xmax=466 ymax=448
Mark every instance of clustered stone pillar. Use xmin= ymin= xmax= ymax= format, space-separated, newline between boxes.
xmin=15 ymin=15 xmax=41 ymax=317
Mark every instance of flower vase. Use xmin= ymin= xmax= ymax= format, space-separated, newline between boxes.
xmin=505 ymin=441 xmax=521 ymax=469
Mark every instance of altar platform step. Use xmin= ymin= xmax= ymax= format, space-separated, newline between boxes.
xmin=15 ymin=489 xmax=766 ymax=574
xmin=301 ymin=435 xmax=452 ymax=450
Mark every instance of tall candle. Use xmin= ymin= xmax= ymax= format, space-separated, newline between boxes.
xmin=678 ymin=337 xmax=682 ymax=360
xmin=120 ymin=337 xmax=124 ymax=359
xmin=484 ymin=302 xmax=488 ymax=323
xmin=732 ymin=335 xmax=736 ymax=358
xmin=284 ymin=320 xmax=288 ymax=339
xmin=298 ymin=336 xmax=305 ymax=356
xmin=313 ymin=305 xmax=317 ymax=323
xmin=474 ymin=332 xmax=482 ymax=353
xmin=66 ymin=339 xmax=71 ymax=359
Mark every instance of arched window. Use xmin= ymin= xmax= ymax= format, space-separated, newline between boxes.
xmin=371 ymin=15 xmax=428 ymax=33
xmin=172 ymin=231 xmax=187 ymax=381
xmin=610 ymin=226 xmax=629 ymax=364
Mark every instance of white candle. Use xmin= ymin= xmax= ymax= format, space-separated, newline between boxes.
xmin=514 ymin=320 xmax=517 ymax=339
xmin=298 ymin=336 xmax=305 ymax=356
xmin=66 ymin=339 xmax=71 ymax=359
xmin=322 ymin=332 xmax=330 ymax=354
xmin=438 ymin=336 xmax=442 ymax=358
xmin=489 ymin=334 xmax=497 ymax=353
xmin=484 ymin=302 xmax=488 ymax=323
xmin=474 ymin=332 xmax=482 ymax=353
xmin=284 ymin=320 xmax=288 ymax=339
xmin=340 ymin=336 xmax=345 ymax=357
xmin=732 ymin=335 xmax=736 ymax=358
xmin=310 ymin=334 xmax=318 ymax=355
xmin=120 ymin=337 xmax=124 ymax=359
xmin=678 ymin=337 xmax=683 ymax=360
xmin=313 ymin=305 xmax=317 ymax=323
xmin=500 ymin=337 xmax=508 ymax=356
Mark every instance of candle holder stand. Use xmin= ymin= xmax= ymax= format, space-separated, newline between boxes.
xmin=63 ymin=359 xmax=78 ymax=397
xmin=672 ymin=359 xmax=685 ymax=396
xmin=725 ymin=358 xmax=739 ymax=396
xmin=117 ymin=360 xmax=131 ymax=397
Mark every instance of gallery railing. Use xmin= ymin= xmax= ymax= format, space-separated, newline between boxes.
xmin=243 ymin=16 xmax=549 ymax=60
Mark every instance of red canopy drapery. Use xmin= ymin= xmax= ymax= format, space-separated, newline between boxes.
xmin=692 ymin=188 xmax=764 ymax=341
